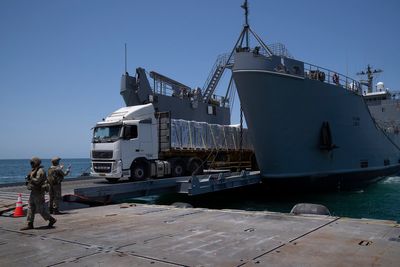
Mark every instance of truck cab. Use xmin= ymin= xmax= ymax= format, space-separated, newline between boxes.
xmin=90 ymin=104 xmax=158 ymax=181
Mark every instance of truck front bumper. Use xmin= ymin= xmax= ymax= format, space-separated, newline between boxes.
xmin=90 ymin=160 xmax=123 ymax=178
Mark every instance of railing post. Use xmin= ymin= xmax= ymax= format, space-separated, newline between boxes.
xmin=328 ymin=71 xmax=330 ymax=84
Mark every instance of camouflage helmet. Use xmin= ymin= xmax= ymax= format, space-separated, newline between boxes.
xmin=30 ymin=157 xmax=41 ymax=167
xmin=51 ymin=157 xmax=61 ymax=165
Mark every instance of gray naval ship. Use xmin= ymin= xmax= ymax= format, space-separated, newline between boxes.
xmin=119 ymin=1 xmax=399 ymax=189
xmin=228 ymin=1 xmax=400 ymax=189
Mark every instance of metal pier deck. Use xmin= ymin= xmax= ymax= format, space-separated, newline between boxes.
xmin=0 ymin=171 xmax=261 ymax=212
xmin=73 ymin=171 xmax=261 ymax=202
xmin=1 ymin=203 xmax=399 ymax=266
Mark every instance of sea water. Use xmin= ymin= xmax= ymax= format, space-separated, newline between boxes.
xmin=155 ymin=176 xmax=400 ymax=222
xmin=0 ymin=159 xmax=399 ymax=222
xmin=0 ymin=158 xmax=90 ymax=184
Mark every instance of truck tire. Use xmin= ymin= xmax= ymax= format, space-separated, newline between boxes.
xmin=171 ymin=160 xmax=185 ymax=177
xmin=188 ymin=158 xmax=203 ymax=176
xmin=130 ymin=163 xmax=146 ymax=181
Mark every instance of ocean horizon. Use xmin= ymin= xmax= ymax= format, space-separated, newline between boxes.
xmin=0 ymin=158 xmax=91 ymax=184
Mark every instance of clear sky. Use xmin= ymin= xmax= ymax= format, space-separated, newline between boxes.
xmin=1 ymin=0 xmax=399 ymax=159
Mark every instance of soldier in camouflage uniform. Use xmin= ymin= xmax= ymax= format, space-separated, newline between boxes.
xmin=20 ymin=157 xmax=57 ymax=230
xmin=47 ymin=157 xmax=70 ymax=214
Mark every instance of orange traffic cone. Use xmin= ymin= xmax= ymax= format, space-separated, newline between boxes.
xmin=13 ymin=193 xmax=25 ymax=217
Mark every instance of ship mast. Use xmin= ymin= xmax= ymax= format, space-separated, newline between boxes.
xmin=356 ymin=65 xmax=383 ymax=93
xmin=203 ymin=0 xmax=273 ymax=104
xmin=242 ymin=0 xmax=249 ymax=48
xmin=236 ymin=0 xmax=272 ymax=54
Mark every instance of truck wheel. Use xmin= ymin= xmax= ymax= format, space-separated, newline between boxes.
xmin=171 ymin=160 xmax=185 ymax=177
xmin=130 ymin=164 xmax=146 ymax=181
xmin=188 ymin=158 xmax=203 ymax=175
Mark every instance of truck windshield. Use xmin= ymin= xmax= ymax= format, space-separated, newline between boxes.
xmin=93 ymin=125 xmax=122 ymax=143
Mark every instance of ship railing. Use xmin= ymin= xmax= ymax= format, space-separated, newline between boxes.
xmin=202 ymin=54 xmax=231 ymax=89
xmin=149 ymin=76 xmax=229 ymax=108
xmin=207 ymin=94 xmax=230 ymax=108
xmin=243 ymin=47 xmax=363 ymax=94
xmin=260 ymin=43 xmax=294 ymax=59
xmin=303 ymin=62 xmax=362 ymax=94
xmin=391 ymin=91 xmax=400 ymax=100
xmin=201 ymin=53 xmax=234 ymax=96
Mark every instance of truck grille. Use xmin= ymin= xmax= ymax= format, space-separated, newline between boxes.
xmin=92 ymin=150 xmax=113 ymax=159
xmin=93 ymin=162 xmax=112 ymax=173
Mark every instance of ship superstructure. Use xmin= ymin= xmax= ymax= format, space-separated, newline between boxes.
xmin=357 ymin=66 xmax=400 ymax=144
xmin=120 ymin=67 xmax=231 ymax=125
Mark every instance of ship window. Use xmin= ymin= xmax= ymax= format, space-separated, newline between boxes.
xmin=382 ymin=107 xmax=385 ymax=112
xmin=360 ymin=160 xmax=368 ymax=168
xmin=207 ymin=105 xmax=216 ymax=115
xmin=207 ymin=105 xmax=213 ymax=115
xmin=293 ymin=66 xmax=300 ymax=74
xmin=384 ymin=159 xmax=390 ymax=166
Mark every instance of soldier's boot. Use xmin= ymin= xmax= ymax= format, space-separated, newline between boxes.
xmin=20 ymin=222 xmax=34 ymax=231
xmin=48 ymin=217 xmax=57 ymax=228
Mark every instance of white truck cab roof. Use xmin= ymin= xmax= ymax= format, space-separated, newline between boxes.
xmin=97 ymin=104 xmax=155 ymax=126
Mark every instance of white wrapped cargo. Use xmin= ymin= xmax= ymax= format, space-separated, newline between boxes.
xmin=169 ymin=119 xmax=252 ymax=150
xmin=193 ymin=121 xmax=207 ymax=149
xmin=170 ymin=119 xmax=182 ymax=148
xmin=181 ymin=120 xmax=191 ymax=148
xmin=224 ymin=125 xmax=238 ymax=150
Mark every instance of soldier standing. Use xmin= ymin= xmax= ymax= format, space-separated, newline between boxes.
xmin=21 ymin=157 xmax=57 ymax=230
xmin=47 ymin=157 xmax=70 ymax=214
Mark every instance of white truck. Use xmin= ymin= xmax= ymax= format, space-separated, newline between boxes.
xmin=90 ymin=103 xmax=256 ymax=182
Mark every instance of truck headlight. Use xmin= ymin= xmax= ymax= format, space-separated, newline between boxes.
xmin=113 ymin=160 xmax=122 ymax=173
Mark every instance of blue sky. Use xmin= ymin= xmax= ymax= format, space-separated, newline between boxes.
xmin=1 ymin=0 xmax=399 ymax=159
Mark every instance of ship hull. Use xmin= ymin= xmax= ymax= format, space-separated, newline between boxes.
xmin=232 ymin=52 xmax=400 ymax=189
xmin=260 ymin=165 xmax=398 ymax=191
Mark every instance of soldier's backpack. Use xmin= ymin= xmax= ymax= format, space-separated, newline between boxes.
xmin=47 ymin=166 xmax=62 ymax=185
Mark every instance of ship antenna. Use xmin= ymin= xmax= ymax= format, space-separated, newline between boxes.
xmin=356 ymin=64 xmax=383 ymax=93
xmin=241 ymin=0 xmax=249 ymax=47
xmin=124 ymin=43 xmax=128 ymax=74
